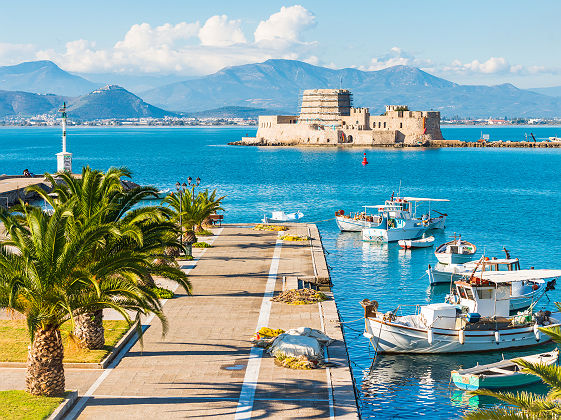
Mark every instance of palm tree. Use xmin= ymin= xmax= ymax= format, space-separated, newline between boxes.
xmin=0 ymin=204 xmax=167 ymax=396
xmin=162 ymin=188 xmax=225 ymax=236
xmin=464 ymin=318 xmax=561 ymax=419
xmin=26 ymin=167 xmax=190 ymax=349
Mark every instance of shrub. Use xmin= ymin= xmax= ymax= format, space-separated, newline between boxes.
xmin=150 ymin=287 xmax=175 ymax=299
xmin=192 ymin=242 xmax=212 ymax=248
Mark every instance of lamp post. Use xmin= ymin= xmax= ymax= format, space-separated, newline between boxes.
xmin=187 ymin=176 xmax=201 ymax=199
xmin=175 ymin=181 xmax=187 ymax=252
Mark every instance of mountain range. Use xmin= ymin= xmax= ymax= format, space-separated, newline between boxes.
xmin=0 ymin=84 xmax=170 ymax=120
xmin=141 ymin=60 xmax=561 ymax=118
xmin=1 ymin=59 xmax=561 ymax=119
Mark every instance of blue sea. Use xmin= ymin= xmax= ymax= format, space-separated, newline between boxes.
xmin=2 ymin=125 xmax=561 ymax=418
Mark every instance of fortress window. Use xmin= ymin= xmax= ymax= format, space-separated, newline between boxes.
xmin=384 ymin=122 xmax=386 ymax=128
xmin=378 ymin=122 xmax=381 ymax=128
xmin=400 ymin=123 xmax=403 ymax=129
xmin=327 ymin=139 xmax=330 ymax=143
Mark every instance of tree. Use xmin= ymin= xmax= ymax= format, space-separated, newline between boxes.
xmin=0 ymin=204 xmax=167 ymax=396
xmin=26 ymin=167 xmax=190 ymax=349
xmin=464 ymin=313 xmax=561 ymax=420
xmin=162 ymin=188 xmax=225 ymax=237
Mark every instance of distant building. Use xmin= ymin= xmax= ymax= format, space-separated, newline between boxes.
xmin=242 ymin=89 xmax=443 ymax=146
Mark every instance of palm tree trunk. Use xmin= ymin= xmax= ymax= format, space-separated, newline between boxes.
xmin=25 ymin=328 xmax=65 ymax=396
xmin=74 ymin=310 xmax=105 ymax=349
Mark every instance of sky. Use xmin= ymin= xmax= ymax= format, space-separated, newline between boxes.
xmin=1 ymin=0 xmax=560 ymax=88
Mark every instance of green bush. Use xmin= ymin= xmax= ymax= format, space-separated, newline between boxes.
xmin=150 ymin=287 xmax=175 ymax=299
xmin=192 ymin=242 xmax=212 ymax=248
xmin=196 ymin=229 xmax=214 ymax=236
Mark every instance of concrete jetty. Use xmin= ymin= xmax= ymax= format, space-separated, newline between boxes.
xmin=0 ymin=224 xmax=359 ymax=419
xmin=0 ymin=175 xmax=50 ymax=207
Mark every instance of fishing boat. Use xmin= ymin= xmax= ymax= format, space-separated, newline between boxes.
xmin=361 ymin=269 xmax=561 ymax=354
xmin=362 ymin=201 xmax=428 ymax=242
xmin=428 ymin=252 xmax=521 ymax=285
xmin=398 ymin=236 xmax=435 ymax=249
xmin=451 ymin=349 xmax=559 ymax=390
xmin=262 ymin=210 xmax=304 ymax=223
xmin=335 ymin=196 xmax=448 ymax=232
xmin=335 ymin=207 xmax=380 ymax=232
xmin=434 ymin=235 xmax=477 ymax=265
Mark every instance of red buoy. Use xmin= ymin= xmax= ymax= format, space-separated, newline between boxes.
xmin=362 ymin=153 xmax=369 ymax=165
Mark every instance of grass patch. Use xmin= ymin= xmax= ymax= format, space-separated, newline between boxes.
xmin=192 ymin=241 xmax=212 ymax=248
xmin=253 ymin=224 xmax=288 ymax=231
xmin=195 ymin=229 xmax=214 ymax=236
xmin=0 ymin=390 xmax=66 ymax=420
xmin=0 ymin=319 xmax=130 ymax=364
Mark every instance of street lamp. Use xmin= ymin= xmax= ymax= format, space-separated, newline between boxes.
xmin=175 ymin=181 xmax=187 ymax=251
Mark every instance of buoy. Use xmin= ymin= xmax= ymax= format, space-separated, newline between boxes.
xmin=459 ymin=329 xmax=465 ymax=345
xmin=362 ymin=153 xmax=369 ymax=165
xmin=494 ymin=330 xmax=500 ymax=343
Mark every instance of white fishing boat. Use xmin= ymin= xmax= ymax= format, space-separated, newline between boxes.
xmin=362 ymin=201 xmax=428 ymax=242
xmin=451 ymin=349 xmax=559 ymax=390
xmin=398 ymin=236 xmax=435 ymax=249
xmin=336 ymin=196 xmax=448 ymax=232
xmin=428 ymin=254 xmax=521 ymax=285
xmin=361 ymin=269 xmax=561 ymax=354
xmin=434 ymin=235 xmax=477 ymax=265
xmin=335 ymin=207 xmax=380 ymax=232
xmin=262 ymin=210 xmax=304 ymax=223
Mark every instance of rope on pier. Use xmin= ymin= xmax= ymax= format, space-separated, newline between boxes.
xmin=309 ymin=217 xmax=336 ymax=224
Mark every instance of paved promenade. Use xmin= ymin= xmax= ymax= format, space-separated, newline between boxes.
xmin=0 ymin=224 xmax=358 ymax=419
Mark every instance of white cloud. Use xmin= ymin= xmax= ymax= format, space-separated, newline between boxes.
xmin=29 ymin=7 xmax=318 ymax=75
xmin=362 ymin=47 xmax=433 ymax=71
xmin=447 ymin=57 xmax=510 ymax=74
xmin=0 ymin=42 xmax=37 ymax=65
xmin=199 ymin=15 xmax=246 ymax=47
xmin=254 ymin=5 xmax=316 ymax=45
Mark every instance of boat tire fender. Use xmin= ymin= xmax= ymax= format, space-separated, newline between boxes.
xmin=459 ymin=329 xmax=465 ymax=345
xmin=534 ymin=323 xmax=541 ymax=341
xmin=494 ymin=330 xmax=500 ymax=344
xmin=427 ymin=328 xmax=434 ymax=344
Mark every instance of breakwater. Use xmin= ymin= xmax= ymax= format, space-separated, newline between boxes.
xmin=431 ymin=140 xmax=561 ymax=148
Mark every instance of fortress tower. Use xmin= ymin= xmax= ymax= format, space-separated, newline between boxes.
xmin=299 ymin=89 xmax=352 ymax=125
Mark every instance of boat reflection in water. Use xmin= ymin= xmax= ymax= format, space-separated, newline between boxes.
xmin=360 ymin=351 xmax=553 ymax=417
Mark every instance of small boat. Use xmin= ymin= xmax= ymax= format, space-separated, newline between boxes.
xmin=434 ymin=235 xmax=476 ymax=265
xmin=398 ymin=236 xmax=435 ymax=249
xmin=336 ymin=196 xmax=448 ymax=232
xmin=362 ymin=200 xmax=428 ymax=242
xmin=451 ymin=348 xmax=559 ymax=390
xmin=360 ymin=269 xmax=561 ymax=354
xmin=428 ymin=252 xmax=521 ymax=285
xmin=335 ymin=207 xmax=380 ymax=232
xmin=262 ymin=210 xmax=304 ymax=223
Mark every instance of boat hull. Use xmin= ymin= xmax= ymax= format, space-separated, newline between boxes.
xmin=365 ymin=317 xmax=556 ymax=354
xmin=363 ymin=226 xmax=427 ymax=243
xmin=335 ymin=216 xmax=372 ymax=232
xmin=399 ymin=237 xmax=434 ymax=249
xmin=451 ymin=370 xmax=542 ymax=390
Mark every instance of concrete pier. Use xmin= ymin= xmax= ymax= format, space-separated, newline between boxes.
xmin=0 ymin=224 xmax=359 ymax=419
xmin=0 ymin=175 xmax=49 ymax=207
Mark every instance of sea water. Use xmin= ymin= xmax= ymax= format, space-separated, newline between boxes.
xmin=2 ymin=125 xmax=561 ymax=418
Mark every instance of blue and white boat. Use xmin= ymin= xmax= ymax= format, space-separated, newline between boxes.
xmin=336 ymin=196 xmax=448 ymax=233
xmin=361 ymin=200 xmax=428 ymax=242
xmin=451 ymin=349 xmax=559 ymax=390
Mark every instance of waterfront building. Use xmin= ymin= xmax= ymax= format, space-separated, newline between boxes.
xmin=242 ymin=89 xmax=444 ymax=146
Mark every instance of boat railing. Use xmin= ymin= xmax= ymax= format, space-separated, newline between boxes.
xmin=392 ymin=304 xmax=423 ymax=317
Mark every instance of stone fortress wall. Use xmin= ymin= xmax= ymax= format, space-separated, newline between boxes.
xmin=242 ymin=89 xmax=443 ymax=146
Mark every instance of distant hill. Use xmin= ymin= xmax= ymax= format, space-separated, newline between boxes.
xmin=142 ymin=59 xmax=561 ymax=118
xmin=0 ymin=61 xmax=99 ymax=96
xmin=0 ymin=90 xmax=65 ymax=117
xmin=528 ymin=86 xmax=561 ymax=98
xmin=188 ymin=106 xmax=286 ymax=119
xmin=66 ymin=85 xmax=174 ymax=120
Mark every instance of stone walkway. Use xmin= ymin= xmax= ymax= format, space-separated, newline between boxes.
xmin=0 ymin=224 xmax=359 ymax=419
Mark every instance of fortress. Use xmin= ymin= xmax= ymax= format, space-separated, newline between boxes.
xmin=240 ymin=89 xmax=443 ymax=146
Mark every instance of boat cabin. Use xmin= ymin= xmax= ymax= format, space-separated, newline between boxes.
xmin=454 ymin=279 xmax=511 ymax=317
xmin=476 ymin=258 xmax=521 ymax=272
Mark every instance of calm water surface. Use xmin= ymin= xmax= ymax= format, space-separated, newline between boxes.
xmin=2 ymin=125 xmax=561 ymax=418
